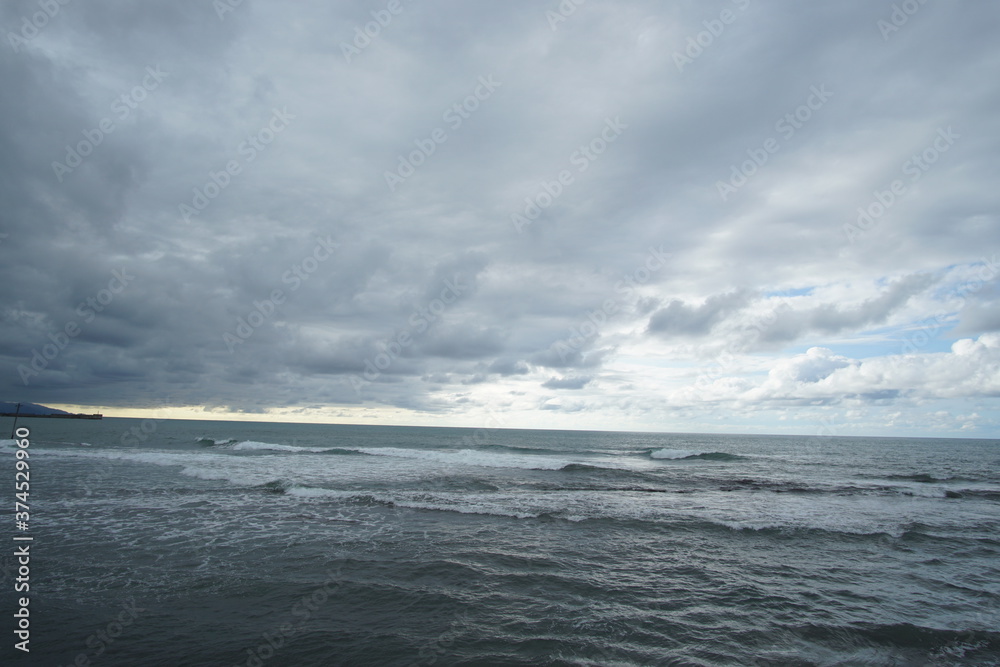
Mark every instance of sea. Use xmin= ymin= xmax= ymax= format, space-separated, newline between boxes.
xmin=1 ymin=418 xmax=998 ymax=666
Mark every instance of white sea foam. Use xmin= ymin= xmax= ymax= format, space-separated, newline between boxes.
xmin=231 ymin=440 xmax=338 ymax=453
xmin=285 ymin=486 xmax=346 ymax=498
xmin=176 ymin=465 xmax=265 ymax=487
xmin=392 ymin=498 xmax=539 ymax=519
xmin=196 ymin=436 xmax=236 ymax=445
xmin=41 ymin=448 xmax=299 ymax=488
xmin=33 ymin=439 xmax=990 ymax=539
xmin=650 ymin=449 xmax=702 ymax=459
xmin=297 ymin=487 xmax=974 ymax=539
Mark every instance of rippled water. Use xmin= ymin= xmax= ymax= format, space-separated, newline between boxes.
xmin=2 ymin=419 xmax=999 ymax=665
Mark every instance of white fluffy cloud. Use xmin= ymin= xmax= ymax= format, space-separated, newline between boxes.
xmin=670 ymin=334 xmax=1000 ymax=408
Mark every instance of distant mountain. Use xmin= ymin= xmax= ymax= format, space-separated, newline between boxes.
xmin=0 ymin=402 xmax=70 ymax=416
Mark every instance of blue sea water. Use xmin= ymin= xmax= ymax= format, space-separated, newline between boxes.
xmin=2 ymin=418 xmax=999 ymax=666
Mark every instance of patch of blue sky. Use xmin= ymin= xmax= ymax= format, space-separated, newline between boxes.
xmin=790 ymin=320 xmax=961 ymax=360
xmin=763 ymin=286 xmax=814 ymax=299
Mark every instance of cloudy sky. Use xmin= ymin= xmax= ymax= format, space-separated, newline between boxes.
xmin=2 ymin=0 xmax=999 ymax=437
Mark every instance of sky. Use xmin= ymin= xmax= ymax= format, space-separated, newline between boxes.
xmin=1 ymin=0 xmax=999 ymax=437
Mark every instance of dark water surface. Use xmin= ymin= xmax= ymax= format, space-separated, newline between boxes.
xmin=3 ymin=418 xmax=998 ymax=665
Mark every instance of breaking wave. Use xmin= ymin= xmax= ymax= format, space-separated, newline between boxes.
xmin=650 ymin=448 xmax=745 ymax=461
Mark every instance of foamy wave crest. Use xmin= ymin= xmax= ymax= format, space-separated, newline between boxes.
xmin=650 ymin=449 xmax=701 ymax=459
xmin=393 ymin=498 xmax=539 ymax=519
xmin=348 ymin=446 xmax=606 ymax=471
xmin=313 ymin=489 xmax=543 ymax=519
xmin=46 ymin=449 xmax=288 ymax=488
xmin=232 ymin=441 xmax=343 ymax=453
xmin=286 ymin=486 xmax=334 ymax=498
xmin=708 ymin=517 xmax=924 ymax=538
xmin=197 ymin=437 xmax=238 ymax=446
xmin=284 ymin=484 xmax=376 ymax=505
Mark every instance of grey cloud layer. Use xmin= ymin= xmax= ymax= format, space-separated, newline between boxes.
xmin=1 ymin=0 xmax=998 ymax=434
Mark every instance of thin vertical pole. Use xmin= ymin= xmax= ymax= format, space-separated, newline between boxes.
xmin=10 ymin=402 xmax=21 ymax=438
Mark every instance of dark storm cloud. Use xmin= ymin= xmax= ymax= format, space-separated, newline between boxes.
xmin=647 ymin=290 xmax=753 ymax=338
xmin=487 ymin=359 xmax=529 ymax=377
xmin=531 ymin=344 xmax=613 ymax=371
xmin=755 ymin=273 xmax=937 ymax=345
xmin=542 ymin=376 xmax=592 ymax=390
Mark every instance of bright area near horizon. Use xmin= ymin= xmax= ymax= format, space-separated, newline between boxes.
xmin=34 ymin=403 xmax=998 ymax=440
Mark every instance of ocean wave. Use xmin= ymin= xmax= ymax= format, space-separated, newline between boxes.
xmin=857 ymin=471 xmax=994 ymax=485
xmin=711 ymin=477 xmax=1000 ymax=500
xmin=196 ymin=438 xmax=363 ymax=455
xmin=231 ymin=440 xmax=354 ymax=454
xmin=257 ymin=479 xmax=291 ymax=493
xmin=261 ymin=485 xmax=529 ymax=519
xmin=58 ymin=447 xmax=996 ymax=535
xmin=885 ymin=473 xmax=987 ymax=484
xmin=559 ymin=463 xmax=608 ymax=472
xmin=479 ymin=443 xmax=569 ymax=455
xmin=650 ymin=448 xmax=745 ymax=461
xmin=395 ymin=499 xmax=539 ymax=519
xmin=714 ymin=478 xmax=823 ymax=493
xmin=347 ymin=446 xmax=609 ymax=471
xmin=959 ymin=489 xmax=1000 ymax=501
xmin=272 ymin=488 xmax=559 ymax=520
xmin=284 ymin=485 xmax=341 ymax=498
xmin=789 ymin=621 xmax=1000 ymax=659
xmin=201 ymin=440 xmax=592 ymax=468
xmin=890 ymin=473 xmax=949 ymax=483
xmin=196 ymin=437 xmax=238 ymax=446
